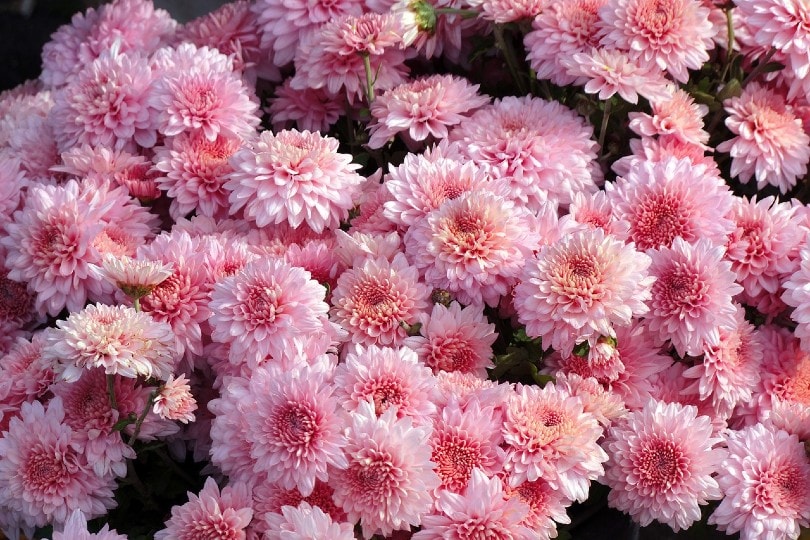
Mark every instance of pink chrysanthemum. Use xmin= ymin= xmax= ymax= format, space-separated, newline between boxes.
xmin=514 ymin=228 xmax=653 ymax=355
xmin=612 ymin=135 xmax=721 ymax=178
xmin=52 ymin=510 xmax=127 ymax=540
xmin=405 ymin=189 xmax=540 ymax=307
xmin=628 ymin=88 xmax=711 ymax=148
xmin=331 ymin=253 xmax=431 ymax=346
xmin=207 ymin=376 xmax=257 ymax=483
xmin=646 ymin=237 xmax=742 ymax=356
xmin=291 ymin=13 xmax=409 ymax=103
xmin=0 ymin=398 xmax=116 ymax=530
xmin=39 ymin=7 xmax=100 ymax=88
xmin=554 ymin=372 xmax=627 ymax=427
xmin=226 ymin=129 xmax=364 ymax=233
xmin=503 ymin=383 xmax=607 ymax=502
xmin=100 ymin=254 xmax=173 ymax=301
xmin=558 ymin=190 xmax=628 ymax=239
xmin=0 ymin=269 xmax=37 ymax=333
xmin=606 ymin=156 xmax=734 ymax=251
xmin=245 ymin=363 xmax=347 ymax=496
xmin=334 ymin=345 xmax=437 ymax=421
xmin=562 ymin=48 xmax=673 ymax=104
xmin=330 ymin=400 xmax=439 ymax=537
xmin=252 ymin=479 xmax=346 ymax=539
xmin=154 ymin=130 xmax=240 ymax=220
xmin=50 ymin=48 xmax=157 ymax=152
xmin=524 ymin=0 xmax=607 ymax=87
xmin=414 ymin=469 xmax=534 ymax=539
xmin=405 ymin=302 xmax=496 ymax=376
xmin=597 ymin=0 xmax=716 ymax=83
xmin=504 ymin=475 xmax=572 ymax=540
xmin=263 ymin=502 xmax=355 ymax=540
xmin=0 ymin=332 xmax=54 ymax=433
xmin=708 ymin=424 xmax=810 ymax=540
xmin=782 ymin=242 xmax=810 ymax=351
xmin=153 ymin=373 xmax=197 ymax=424
xmin=603 ymin=400 xmax=726 ymax=531
xmin=45 ymin=303 xmax=176 ymax=382
xmin=268 ymin=79 xmax=343 ymax=133
xmin=209 ymin=257 xmax=331 ymax=365
xmin=367 ymin=75 xmax=489 ymax=149
xmin=717 ymin=82 xmax=810 ymax=193
xmin=155 ymin=478 xmax=253 ymax=540
xmin=468 ymin=0 xmax=546 ymax=22
xmin=449 ymin=96 xmax=599 ymax=209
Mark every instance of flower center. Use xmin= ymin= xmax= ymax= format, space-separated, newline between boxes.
xmin=635 ymin=437 xmax=686 ymax=489
xmin=432 ymin=434 xmax=481 ymax=492
xmin=273 ymin=402 xmax=318 ymax=450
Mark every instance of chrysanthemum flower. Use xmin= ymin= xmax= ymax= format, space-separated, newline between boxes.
xmin=603 ymin=400 xmax=726 ymax=531
xmin=153 ymin=373 xmax=197 ymax=424
xmin=0 ymin=332 xmax=54 ymax=433
xmin=367 ymin=75 xmax=489 ymax=149
xmin=504 ymin=476 xmax=572 ymax=540
xmin=405 ymin=189 xmax=540 ymax=307
xmin=449 ymin=96 xmax=599 ymax=209
xmin=100 ymin=254 xmax=173 ymax=301
xmin=226 ymin=129 xmax=364 ymax=233
xmin=503 ymin=383 xmax=607 ymax=502
xmin=331 ymin=253 xmax=430 ymax=346
xmin=263 ymin=502 xmax=356 ymax=540
xmin=330 ymin=400 xmax=439 ymax=537
xmin=597 ymin=0 xmax=716 ymax=83
xmin=268 ymin=79 xmax=343 ymax=133
xmin=708 ymin=424 xmax=810 ymax=540
xmin=0 ymin=398 xmax=116 ymax=530
xmin=0 ymin=270 xmax=37 ymax=334
xmin=559 ymin=190 xmax=627 ymax=239
xmin=39 ymin=7 xmax=100 ymax=88
xmin=514 ymin=228 xmax=653 ymax=355
xmin=628 ymin=88 xmax=710 ymax=148
xmin=555 ymin=373 xmax=627 ymax=427
xmin=717 ymin=82 xmax=810 ymax=193
xmin=155 ymin=478 xmax=253 ymax=540
xmin=52 ymin=509 xmax=127 ymax=540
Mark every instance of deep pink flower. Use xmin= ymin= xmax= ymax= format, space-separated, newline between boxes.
xmin=268 ymin=79 xmax=343 ymax=133
xmin=504 ymin=476 xmax=572 ymax=540
xmin=628 ymin=88 xmax=710 ymax=148
xmin=603 ymin=400 xmax=726 ymax=531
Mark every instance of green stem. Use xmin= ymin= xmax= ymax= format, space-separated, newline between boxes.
xmin=107 ymin=374 xmax=118 ymax=411
xmin=493 ymin=25 xmax=528 ymax=95
xmin=128 ymin=390 xmax=157 ymax=446
xmin=598 ymin=98 xmax=612 ymax=159
xmin=718 ymin=8 xmax=735 ymax=83
xmin=133 ymin=296 xmax=140 ymax=312
xmin=434 ymin=7 xmax=479 ymax=18
xmin=362 ymin=53 xmax=375 ymax=104
xmin=741 ymin=47 xmax=777 ymax=87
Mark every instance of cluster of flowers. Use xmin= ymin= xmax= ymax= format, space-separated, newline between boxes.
xmin=0 ymin=0 xmax=809 ymax=538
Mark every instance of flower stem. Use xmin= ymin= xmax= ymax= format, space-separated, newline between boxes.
xmin=362 ymin=53 xmax=375 ymax=104
xmin=128 ymin=390 xmax=157 ymax=446
xmin=741 ymin=47 xmax=777 ymax=87
xmin=494 ymin=25 xmax=528 ymax=95
xmin=107 ymin=374 xmax=118 ymax=411
xmin=133 ymin=297 xmax=141 ymax=312
xmin=598 ymin=98 xmax=612 ymax=159
xmin=434 ymin=7 xmax=478 ymax=18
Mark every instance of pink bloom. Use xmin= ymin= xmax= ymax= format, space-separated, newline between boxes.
xmin=40 ymin=7 xmax=100 ymax=88
xmin=405 ymin=302 xmax=496 ymax=376
xmin=562 ymin=48 xmax=673 ymax=104
xmin=405 ymin=189 xmax=540 ymax=307
xmin=503 ymin=383 xmax=607 ymax=502
xmin=554 ymin=373 xmax=627 ymax=427
xmin=717 ymin=82 xmax=810 ymax=193
xmin=53 ymin=144 xmax=146 ymax=185
xmin=597 ymin=0 xmax=716 ymax=83
xmin=709 ymin=424 xmax=810 ymax=540
xmin=252 ymin=480 xmax=346 ymax=538
xmin=155 ymin=477 xmax=253 ymax=540
xmin=330 ymin=400 xmax=439 ymax=537
xmin=449 ymin=96 xmax=599 ymax=209
xmin=245 ymin=363 xmax=347 ymax=496
xmin=226 ymin=129 xmax=364 ymax=233
xmin=782 ymin=245 xmax=810 ymax=350
xmin=603 ymin=400 xmax=726 ymax=531
xmin=50 ymin=48 xmax=157 ymax=152
xmin=504 ymin=476 xmax=572 ymax=540
xmin=514 ymin=228 xmax=653 ymax=355
xmin=0 ymin=333 xmax=55 ymax=433
xmin=153 ymin=373 xmax=197 ymax=424
xmin=628 ymin=88 xmax=710 ymax=148
xmin=263 ymin=502 xmax=355 ymax=540
xmin=368 ymin=75 xmax=489 ymax=149
xmin=0 ymin=398 xmax=116 ymax=530
xmin=606 ymin=156 xmax=734 ymax=251
xmin=558 ymin=190 xmax=628 ymax=239
xmin=46 ymin=303 xmax=176 ymax=382
xmin=209 ymin=257 xmax=331 ymax=366
xmin=0 ymin=270 xmax=37 ymax=334
xmin=207 ymin=376 xmax=256 ymax=483
xmin=330 ymin=254 xmax=431 ymax=346
xmin=414 ymin=469 xmax=534 ymax=539
xmin=524 ymin=0 xmax=607 ymax=87
xmin=612 ymin=135 xmax=721 ymax=178
xmin=100 ymin=254 xmax=173 ymax=300
xmin=468 ymin=0 xmax=546 ymax=21
xmin=268 ymin=79 xmax=343 ymax=133
xmin=51 ymin=510 xmax=127 ymax=540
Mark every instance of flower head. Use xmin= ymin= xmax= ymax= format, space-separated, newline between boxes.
xmin=153 ymin=373 xmax=197 ymax=424
xmin=101 ymin=254 xmax=173 ymax=300
xmin=51 ymin=510 xmax=127 ymax=540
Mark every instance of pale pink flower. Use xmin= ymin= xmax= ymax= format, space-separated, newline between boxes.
xmin=263 ymin=502 xmax=355 ymax=540
xmin=469 ymin=0 xmax=546 ymax=21
xmin=209 ymin=257 xmax=331 ymax=365
xmin=0 ymin=155 xmax=26 ymax=226
xmin=504 ymin=476 xmax=572 ymax=540
xmin=334 ymin=230 xmax=402 ymax=268
xmin=53 ymin=144 xmax=145 ymax=184
xmin=150 ymin=42 xmax=234 ymax=77
xmin=514 ymin=228 xmax=653 ymax=355
xmin=268 ymin=79 xmax=343 ymax=133
xmin=46 ymin=303 xmax=176 ymax=382
xmin=612 ymin=136 xmax=721 ymax=178
xmin=606 ymin=156 xmax=734 ymax=251
xmin=207 ymin=376 xmax=256 ymax=483
xmin=330 ymin=400 xmax=439 ymax=537
xmin=717 ymin=82 xmax=810 ymax=193
xmin=331 ymin=253 xmax=430 ymax=346
xmin=647 ymin=237 xmax=742 ymax=357
xmin=709 ymin=424 xmax=810 ymax=540
xmin=414 ymin=469 xmax=534 ymax=539
xmin=562 ymin=48 xmax=673 ymax=104
xmin=597 ymin=0 xmax=716 ymax=83
xmin=226 ymin=129 xmax=364 ymax=233
xmin=40 ymin=7 xmax=100 ymax=88
xmin=153 ymin=373 xmax=197 ymax=423
xmin=503 ymin=383 xmax=607 ymax=502
xmin=524 ymin=0 xmax=607 ymax=87
xmin=0 ymin=398 xmax=116 ymax=530
xmin=51 ymin=510 xmax=127 ymax=540
xmin=245 ymin=364 xmax=347 ymax=496
xmin=433 ymin=370 xmax=514 ymax=412
xmin=554 ymin=373 xmax=627 ymax=427
xmin=0 ymin=332 xmax=55 ymax=433
xmin=155 ymin=477 xmax=253 ymax=540
xmin=558 ymin=190 xmax=628 ymax=239
xmin=334 ymin=344 xmax=436 ymax=422
xmin=603 ymin=400 xmax=726 ymax=531
xmin=449 ymin=96 xmax=599 ymax=209
xmin=405 ymin=189 xmax=540 ymax=307
xmin=405 ymin=302 xmax=496 ymax=376
xmin=50 ymin=48 xmax=157 ymax=152
xmin=252 ymin=480 xmax=346 ymax=538
xmin=628 ymin=88 xmax=711 ymax=148
xmin=368 ymin=75 xmax=489 ymax=149
xmin=282 ymin=239 xmax=342 ymax=294
xmin=784 ymin=248 xmax=810 ymax=352
xmin=100 ymin=254 xmax=173 ymax=301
